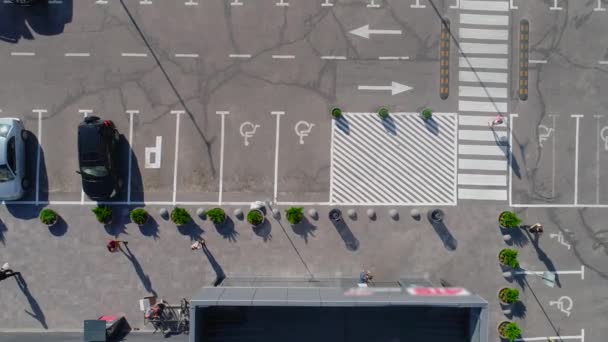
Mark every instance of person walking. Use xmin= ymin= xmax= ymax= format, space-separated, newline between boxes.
xmin=488 ymin=115 xmax=504 ymax=128
xmin=529 ymin=223 xmax=544 ymax=234
xmin=359 ymin=270 xmax=373 ymax=284
xmin=107 ymin=239 xmax=128 ymax=253
xmin=191 ymin=238 xmax=206 ymax=251
xmin=0 ymin=263 xmax=20 ymax=282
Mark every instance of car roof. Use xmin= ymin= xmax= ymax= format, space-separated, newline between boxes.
xmin=78 ymin=120 xmax=106 ymax=161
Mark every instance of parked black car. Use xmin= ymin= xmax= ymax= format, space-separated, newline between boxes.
xmin=77 ymin=116 xmax=122 ymax=200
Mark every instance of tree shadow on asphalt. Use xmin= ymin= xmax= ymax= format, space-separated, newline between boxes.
xmin=48 ymin=216 xmax=68 ymax=237
xmin=16 ymin=273 xmax=48 ymax=329
xmin=524 ymin=229 xmax=562 ymax=288
xmin=0 ymin=0 xmax=72 ymax=43
xmin=177 ymin=221 xmax=204 ymax=241
xmin=137 ymin=215 xmax=159 ymax=240
xmin=503 ymin=227 xmax=529 ymax=247
xmin=381 ymin=116 xmax=397 ymax=135
xmin=330 ymin=218 xmax=359 ymax=251
xmin=253 ymin=219 xmax=272 ymax=242
xmin=103 ymin=206 xmax=129 ymax=238
xmin=7 ymin=131 xmax=48 ymax=220
xmin=424 ymin=117 xmax=440 ymax=136
xmin=201 ymin=245 xmax=226 ymax=287
xmin=121 ymin=245 xmax=157 ymax=297
xmin=291 ymin=217 xmax=317 ymax=243
xmin=335 ymin=116 xmax=350 ymax=135
xmin=214 ymin=216 xmax=238 ymax=242
xmin=509 ymin=301 xmax=527 ymax=319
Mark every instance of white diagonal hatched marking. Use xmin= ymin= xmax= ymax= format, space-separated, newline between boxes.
xmin=330 ymin=113 xmax=456 ymax=205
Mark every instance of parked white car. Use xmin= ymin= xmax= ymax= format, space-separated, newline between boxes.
xmin=0 ymin=118 xmax=29 ymax=200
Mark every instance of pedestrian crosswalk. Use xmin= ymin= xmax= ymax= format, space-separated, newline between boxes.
xmin=330 ymin=113 xmax=457 ymax=205
xmin=457 ymin=0 xmax=510 ymax=201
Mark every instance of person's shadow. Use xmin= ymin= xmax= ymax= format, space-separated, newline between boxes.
xmin=201 ymin=245 xmax=226 ymax=287
xmin=0 ymin=220 xmax=7 ymax=245
xmin=0 ymin=0 xmax=73 ymax=43
xmin=524 ymin=229 xmax=562 ymax=288
xmin=16 ymin=273 xmax=48 ymax=329
xmin=330 ymin=218 xmax=359 ymax=251
xmin=121 ymin=245 xmax=157 ymax=296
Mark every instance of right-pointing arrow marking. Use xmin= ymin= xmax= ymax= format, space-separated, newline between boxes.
xmin=358 ymin=81 xmax=413 ymax=96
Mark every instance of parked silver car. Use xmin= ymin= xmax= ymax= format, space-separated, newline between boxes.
xmin=0 ymin=118 xmax=29 ymax=200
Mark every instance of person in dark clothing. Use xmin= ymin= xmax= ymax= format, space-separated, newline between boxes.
xmin=0 ymin=268 xmax=20 ymax=281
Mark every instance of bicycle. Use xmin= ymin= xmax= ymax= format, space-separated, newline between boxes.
xmin=177 ymin=298 xmax=190 ymax=335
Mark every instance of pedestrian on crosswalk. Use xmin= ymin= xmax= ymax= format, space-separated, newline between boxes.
xmin=488 ymin=115 xmax=504 ymax=128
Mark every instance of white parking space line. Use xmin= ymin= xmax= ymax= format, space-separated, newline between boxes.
xmin=459 ymin=115 xmax=506 ymax=126
xmin=458 ymin=173 xmax=506 ymax=186
xmin=78 ymin=110 xmax=92 ymax=204
xmin=11 ymin=52 xmax=35 ymax=56
xmin=459 ymin=71 xmax=507 ymax=83
xmin=271 ymin=111 xmax=285 ymax=203
xmin=459 ymin=144 xmax=505 ymax=156
xmin=515 ymin=329 xmax=584 ymax=342
xmin=367 ymin=0 xmax=380 ymax=8
xmin=599 ymin=60 xmax=608 ymax=65
xmin=458 ymin=188 xmax=507 ymax=200
xmin=549 ymin=0 xmax=562 ymax=10
xmin=459 ymin=13 xmax=508 ymax=26
xmin=230 ymin=0 xmax=244 ymax=6
xmin=95 ymin=0 xmax=108 ymax=4
xmin=572 ymin=114 xmax=583 ymax=205
xmin=529 ymin=59 xmax=547 ymax=64
xmin=175 ymin=53 xmax=199 ymax=58
xmin=378 ymin=56 xmax=410 ymax=60
xmin=514 ymin=266 xmax=585 ymax=280
xmin=594 ymin=0 xmax=606 ymax=11
xmin=140 ymin=0 xmax=152 ymax=4
xmin=321 ymin=0 xmax=333 ymax=6
xmin=460 ymin=42 xmax=508 ymax=55
xmin=321 ymin=56 xmax=347 ymax=60
xmin=595 ymin=115 xmax=603 ymax=204
xmin=216 ymin=111 xmax=229 ymax=205
xmin=275 ymin=0 xmax=288 ymax=6
xmin=271 ymin=55 xmax=295 ymax=59
xmin=171 ymin=110 xmax=185 ymax=205
xmin=126 ymin=110 xmax=139 ymax=203
xmin=229 ymin=54 xmax=251 ymax=59
xmin=459 ymin=129 xmax=507 ymax=141
xmin=65 ymin=53 xmax=90 ymax=57
xmin=121 ymin=53 xmax=148 ymax=57
xmin=459 ymin=158 xmax=506 ymax=171
xmin=460 ymin=57 xmax=508 ymax=69
xmin=459 ymin=86 xmax=507 ymax=98
xmin=185 ymin=0 xmax=198 ymax=5
xmin=459 ymin=100 xmax=508 ymax=113
xmin=33 ymin=109 xmax=46 ymax=205
xmin=459 ymin=0 xmax=508 ymax=11
xmin=410 ymin=0 xmax=426 ymax=8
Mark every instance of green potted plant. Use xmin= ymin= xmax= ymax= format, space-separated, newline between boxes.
xmin=285 ymin=207 xmax=304 ymax=225
xmin=378 ymin=107 xmax=389 ymax=120
xmin=92 ymin=205 xmax=112 ymax=224
xmin=331 ymin=107 xmax=342 ymax=119
xmin=499 ymin=211 xmax=521 ymax=228
xmin=498 ymin=287 xmax=519 ymax=305
xmin=207 ymin=208 xmax=226 ymax=225
xmin=420 ymin=108 xmax=433 ymax=120
xmin=497 ymin=321 xmax=521 ymax=342
xmin=498 ymin=248 xmax=519 ymax=269
xmin=40 ymin=208 xmax=58 ymax=226
xmin=130 ymin=208 xmax=149 ymax=225
xmin=171 ymin=207 xmax=192 ymax=226
xmin=247 ymin=209 xmax=264 ymax=227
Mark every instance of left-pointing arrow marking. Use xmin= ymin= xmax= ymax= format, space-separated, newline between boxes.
xmin=349 ymin=24 xmax=403 ymax=39
xmin=358 ymin=82 xmax=413 ymax=96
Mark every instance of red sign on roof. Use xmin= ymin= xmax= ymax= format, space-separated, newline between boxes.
xmin=407 ymin=287 xmax=470 ymax=296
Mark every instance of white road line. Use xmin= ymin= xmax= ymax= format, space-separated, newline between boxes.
xmin=275 ymin=0 xmax=289 ymax=6
xmin=460 ymin=13 xmax=508 ymax=26
xmin=595 ymin=115 xmax=602 ymax=204
xmin=175 ymin=53 xmax=199 ymax=58
xmin=33 ymin=110 xmax=46 ymax=205
xmin=378 ymin=56 xmax=410 ymax=60
xmin=549 ymin=0 xmax=562 ymax=10
xmin=458 ymin=188 xmax=507 ymax=200
xmin=11 ymin=52 xmax=35 ymax=56
xmin=529 ymin=59 xmax=547 ymax=64
xmin=459 ymin=70 xmax=507 ymax=83
xmin=410 ymin=0 xmax=426 ymax=8
xmin=460 ymin=57 xmax=508 ymax=69
xmin=185 ymin=0 xmax=198 ymax=5
xmin=171 ymin=110 xmax=185 ymax=205
xmin=140 ymin=0 xmax=152 ymax=4
xmin=121 ymin=53 xmax=148 ymax=57
xmin=459 ymin=86 xmax=507 ymax=98
xmin=270 ymin=111 xmax=285 ymax=203
xmin=599 ymin=60 xmax=608 ymax=65
xmin=230 ymin=0 xmax=243 ymax=6
xmin=95 ymin=0 xmax=108 ymax=4
xmin=79 ymin=110 xmax=91 ymax=204
xmin=321 ymin=0 xmax=333 ymax=6
xmin=126 ymin=110 xmax=139 ymax=203
xmin=64 ymin=53 xmax=90 ymax=57
xmin=216 ymin=111 xmax=229 ymax=205
xmin=459 ymin=100 xmax=508 ymax=113
xmin=459 ymin=158 xmax=506 ymax=171
xmin=460 ymin=42 xmax=508 ymax=55
xmin=551 ymin=114 xmax=557 ymax=197
xmin=572 ymin=114 xmax=582 ymax=205
xmin=458 ymin=173 xmax=506 ymax=186
xmin=367 ymin=0 xmax=379 ymax=8
xmin=514 ymin=266 xmax=585 ymax=280
xmin=515 ymin=329 xmax=584 ymax=341
xmin=271 ymin=55 xmax=295 ymax=59
xmin=229 ymin=54 xmax=251 ymax=59
xmin=594 ymin=0 xmax=606 ymax=11
xmin=459 ymin=115 xmax=506 ymax=126
xmin=460 ymin=0 xmax=508 ymax=11
xmin=459 ymin=129 xmax=508 ymax=141
xmin=321 ymin=56 xmax=346 ymax=60
xmin=459 ymin=144 xmax=505 ymax=156
xmin=459 ymin=28 xmax=508 ymax=41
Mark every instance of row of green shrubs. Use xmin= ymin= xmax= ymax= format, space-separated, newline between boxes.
xmin=331 ymin=107 xmax=433 ymax=120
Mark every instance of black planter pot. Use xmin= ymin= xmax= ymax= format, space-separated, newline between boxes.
xmin=329 ymin=208 xmax=342 ymax=222
xmin=428 ymin=209 xmax=444 ymax=223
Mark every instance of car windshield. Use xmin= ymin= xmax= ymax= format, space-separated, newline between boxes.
xmin=0 ymin=164 xmax=15 ymax=182
xmin=81 ymin=165 xmax=109 ymax=178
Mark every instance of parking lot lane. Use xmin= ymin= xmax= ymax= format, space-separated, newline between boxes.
xmin=275 ymin=90 xmax=331 ymax=203
xmin=577 ymin=115 xmax=608 ymax=205
xmin=213 ymin=76 xmax=278 ymax=203
xmin=174 ymin=101 xmax=221 ymax=203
